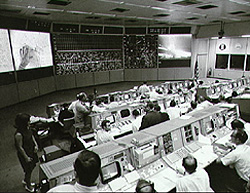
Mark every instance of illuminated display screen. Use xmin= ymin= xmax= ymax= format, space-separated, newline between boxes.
xmin=101 ymin=161 xmax=121 ymax=184
xmin=124 ymin=94 xmax=130 ymax=100
xmin=206 ymin=120 xmax=214 ymax=134
xmin=105 ymin=115 xmax=115 ymax=124
xmin=0 ymin=29 xmax=14 ymax=73
xmin=158 ymin=34 xmax=192 ymax=60
xmin=10 ymin=30 xmax=53 ymax=70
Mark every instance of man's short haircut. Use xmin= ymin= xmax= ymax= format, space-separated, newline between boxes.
xmin=101 ymin=120 xmax=110 ymax=129
xmin=74 ymin=150 xmax=101 ymax=186
xmin=132 ymin=109 xmax=140 ymax=117
xmin=182 ymin=155 xmax=197 ymax=174
xmin=154 ymin=105 xmax=161 ymax=112
xmin=231 ymin=119 xmax=244 ymax=130
xmin=234 ymin=129 xmax=248 ymax=144
xmin=191 ymin=101 xmax=197 ymax=109
xmin=170 ymin=100 xmax=176 ymax=107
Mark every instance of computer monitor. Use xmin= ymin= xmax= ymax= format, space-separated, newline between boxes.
xmin=120 ymin=109 xmax=130 ymax=118
xmin=105 ymin=114 xmax=115 ymax=124
xmin=101 ymin=161 xmax=121 ymax=184
xmin=205 ymin=119 xmax=214 ymax=134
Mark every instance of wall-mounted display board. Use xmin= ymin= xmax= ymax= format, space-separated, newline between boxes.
xmin=10 ymin=30 xmax=53 ymax=71
xmin=123 ymin=35 xmax=158 ymax=69
xmin=230 ymin=54 xmax=245 ymax=70
xmin=52 ymin=34 xmax=123 ymax=75
xmin=55 ymin=50 xmax=122 ymax=75
xmin=0 ymin=29 xmax=14 ymax=73
xmin=158 ymin=34 xmax=191 ymax=68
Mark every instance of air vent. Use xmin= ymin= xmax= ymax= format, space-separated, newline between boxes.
xmin=47 ymin=0 xmax=71 ymax=6
xmin=211 ymin=20 xmax=221 ymax=23
xmin=229 ymin=11 xmax=246 ymax=15
xmin=33 ymin=12 xmax=50 ymax=15
xmin=153 ymin=13 xmax=170 ymax=17
xmin=125 ymin=19 xmax=137 ymax=23
xmin=104 ymin=18 xmax=122 ymax=21
xmin=110 ymin=8 xmax=130 ymax=12
xmin=173 ymin=0 xmax=202 ymax=6
xmin=85 ymin=16 xmax=101 ymax=19
xmin=197 ymin=5 xmax=218 ymax=9
xmin=187 ymin=17 xmax=199 ymax=20
xmin=0 ymin=9 xmax=21 ymax=13
xmin=242 ymin=13 xmax=250 ymax=17
xmin=156 ymin=0 xmax=168 ymax=1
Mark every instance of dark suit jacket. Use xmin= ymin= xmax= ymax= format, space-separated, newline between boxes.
xmin=139 ymin=111 xmax=162 ymax=131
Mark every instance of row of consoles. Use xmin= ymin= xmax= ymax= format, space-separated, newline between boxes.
xmin=198 ymin=76 xmax=250 ymax=101
xmin=40 ymin=103 xmax=239 ymax=192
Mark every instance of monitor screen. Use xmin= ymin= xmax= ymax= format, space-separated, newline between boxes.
xmin=120 ymin=109 xmax=130 ymax=118
xmin=10 ymin=30 xmax=53 ymax=70
xmin=206 ymin=120 xmax=214 ymax=134
xmin=217 ymin=115 xmax=225 ymax=127
xmin=0 ymin=29 xmax=14 ymax=73
xmin=101 ymin=161 xmax=121 ymax=184
xmin=105 ymin=115 xmax=115 ymax=124
xmin=124 ymin=94 xmax=130 ymax=100
xmin=158 ymin=34 xmax=192 ymax=60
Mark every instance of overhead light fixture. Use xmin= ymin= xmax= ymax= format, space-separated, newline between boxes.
xmin=241 ymin=35 xmax=250 ymax=37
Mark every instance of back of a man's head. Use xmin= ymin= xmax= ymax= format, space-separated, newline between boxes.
xmin=232 ymin=129 xmax=248 ymax=145
xmin=231 ymin=119 xmax=244 ymax=130
xmin=74 ymin=150 xmax=101 ymax=186
xmin=170 ymin=100 xmax=176 ymax=107
xmin=182 ymin=155 xmax=197 ymax=174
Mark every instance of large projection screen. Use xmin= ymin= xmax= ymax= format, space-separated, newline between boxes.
xmin=0 ymin=29 xmax=14 ymax=73
xmin=10 ymin=30 xmax=53 ymax=70
xmin=158 ymin=34 xmax=192 ymax=60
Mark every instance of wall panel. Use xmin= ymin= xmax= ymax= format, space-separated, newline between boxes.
xmin=175 ymin=68 xmax=192 ymax=80
xmin=38 ymin=76 xmax=56 ymax=96
xmin=94 ymin=71 xmax=109 ymax=85
xmin=0 ymin=84 xmax=19 ymax=108
xmin=158 ymin=68 xmax=175 ymax=80
xmin=76 ymin=72 xmax=94 ymax=88
xmin=109 ymin=70 xmax=124 ymax=83
xmin=18 ymin=80 xmax=39 ymax=102
xmin=55 ymin=74 xmax=76 ymax=91
xmin=141 ymin=69 xmax=158 ymax=81
xmin=124 ymin=69 xmax=142 ymax=81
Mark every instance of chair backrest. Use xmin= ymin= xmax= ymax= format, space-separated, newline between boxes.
xmin=63 ymin=117 xmax=75 ymax=131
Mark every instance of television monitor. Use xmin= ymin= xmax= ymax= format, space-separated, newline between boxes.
xmin=217 ymin=115 xmax=225 ymax=128
xmin=101 ymin=161 xmax=121 ymax=184
xmin=158 ymin=34 xmax=192 ymax=60
xmin=120 ymin=109 xmax=130 ymax=118
xmin=10 ymin=30 xmax=53 ymax=70
xmin=124 ymin=94 xmax=130 ymax=100
xmin=0 ymin=29 xmax=14 ymax=73
xmin=105 ymin=114 xmax=115 ymax=124
xmin=206 ymin=120 xmax=214 ymax=134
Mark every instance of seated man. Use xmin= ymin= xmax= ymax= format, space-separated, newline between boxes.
xmin=131 ymin=109 xmax=142 ymax=133
xmin=216 ymin=129 xmax=250 ymax=192
xmin=165 ymin=100 xmax=181 ymax=120
xmin=48 ymin=149 xmax=101 ymax=192
xmin=135 ymin=179 xmax=156 ymax=193
xmin=176 ymin=155 xmax=213 ymax=192
xmin=230 ymin=119 xmax=250 ymax=146
xmin=139 ymin=102 xmax=162 ymax=131
xmin=95 ymin=120 xmax=114 ymax=145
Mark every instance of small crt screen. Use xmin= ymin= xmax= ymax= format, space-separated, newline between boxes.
xmin=101 ymin=161 xmax=121 ymax=184
xmin=105 ymin=115 xmax=115 ymax=124
xmin=206 ymin=120 xmax=214 ymax=134
xmin=120 ymin=109 xmax=130 ymax=118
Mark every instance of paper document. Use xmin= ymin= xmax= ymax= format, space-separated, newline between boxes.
xmin=124 ymin=170 xmax=140 ymax=184
xmin=108 ymin=177 xmax=127 ymax=192
xmin=198 ymin=134 xmax=211 ymax=145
